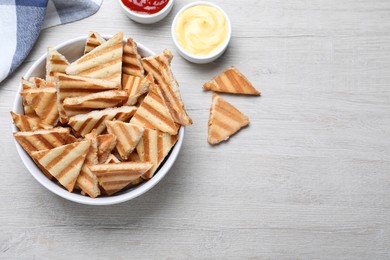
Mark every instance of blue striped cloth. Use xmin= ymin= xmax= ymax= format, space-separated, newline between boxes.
xmin=0 ymin=0 xmax=102 ymax=83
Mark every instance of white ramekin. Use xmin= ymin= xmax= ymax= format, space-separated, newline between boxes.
xmin=118 ymin=0 xmax=175 ymax=24
xmin=171 ymin=1 xmax=232 ymax=64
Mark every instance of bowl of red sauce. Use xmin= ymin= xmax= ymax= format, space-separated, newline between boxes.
xmin=119 ymin=0 xmax=174 ymax=24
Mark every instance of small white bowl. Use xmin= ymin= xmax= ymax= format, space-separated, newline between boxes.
xmin=171 ymin=1 xmax=232 ymax=64
xmin=12 ymin=35 xmax=185 ymax=205
xmin=118 ymin=0 xmax=174 ymax=24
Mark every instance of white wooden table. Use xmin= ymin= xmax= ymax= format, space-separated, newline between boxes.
xmin=1 ymin=0 xmax=390 ymax=258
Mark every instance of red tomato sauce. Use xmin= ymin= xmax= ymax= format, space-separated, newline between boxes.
xmin=121 ymin=0 xmax=169 ymax=14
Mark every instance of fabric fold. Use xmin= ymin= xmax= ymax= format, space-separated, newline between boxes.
xmin=0 ymin=0 xmax=102 ymax=83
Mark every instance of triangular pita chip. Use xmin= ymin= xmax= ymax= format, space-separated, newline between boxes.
xmin=122 ymin=37 xmax=144 ymax=78
xmin=136 ymin=128 xmax=178 ymax=179
xmin=63 ymin=90 xmax=128 ymax=118
xmin=203 ymin=66 xmax=260 ymax=96
xmin=84 ymin=31 xmax=106 ymax=54
xmin=130 ymin=85 xmax=178 ymax=135
xmin=31 ymin=140 xmax=91 ymax=192
xmin=83 ymin=131 xmax=99 ymax=165
xmin=97 ymin=134 xmax=117 ymax=163
xmin=68 ymin=106 xmax=137 ymax=137
xmin=13 ymin=127 xmax=71 ymax=156
xmin=46 ymin=47 xmax=69 ymax=82
xmin=66 ymin=32 xmax=123 ymax=87
xmin=141 ymin=50 xmax=192 ymax=126
xmin=76 ymin=167 xmax=100 ymax=198
xmin=106 ymin=121 xmax=144 ymax=160
xmin=10 ymin=112 xmax=52 ymax=132
xmin=21 ymin=87 xmax=59 ymax=126
xmin=22 ymin=77 xmax=35 ymax=90
xmin=122 ymin=73 xmax=152 ymax=105
xmin=89 ymin=162 xmax=152 ymax=195
xmin=76 ymin=131 xmax=101 ymax=198
xmin=55 ymin=73 xmax=118 ymax=123
xmin=208 ymin=94 xmax=249 ymax=145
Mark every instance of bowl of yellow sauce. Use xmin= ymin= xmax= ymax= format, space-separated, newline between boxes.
xmin=171 ymin=1 xmax=231 ymax=64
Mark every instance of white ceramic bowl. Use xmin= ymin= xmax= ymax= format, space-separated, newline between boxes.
xmin=12 ymin=35 xmax=184 ymax=205
xmin=118 ymin=0 xmax=174 ymax=24
xmin=171 ymin=1 xmax=232 ymax=64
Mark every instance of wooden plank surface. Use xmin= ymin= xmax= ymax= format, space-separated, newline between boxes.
xmin=1 ymin=0 xmax=390 ymax=258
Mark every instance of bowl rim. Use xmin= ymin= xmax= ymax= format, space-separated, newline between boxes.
xmin=118 ymin=0 xmax=174 ymax=19
xmin=12 ymin=34 xmax=185 ymax=206
xmin=171 ymin=1 xmax=232 ymax=61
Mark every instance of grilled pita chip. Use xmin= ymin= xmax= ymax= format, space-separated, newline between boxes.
xmin=29 ymin=88 xmax=58 ymax=125
xmin=20 ymin=83 xmax=38 ymax=117
xmin=130 ymin=85 xmax=178 ymax=135
xmin=29 ymin=77 xmax=52 ymax=88
xmin=31 ymin=140 xmax=91 ymax=192
xmin=20 ymin=86 xmax=38 ymax=118
xmin=122 ymin=73 xmax=152 ymax=105
xmin=68 ymin=106 xmax=137 ymax=137
xmin=10 ymin=112 xmax=52 ymax=131
xmin=63 ymin=90 xmax=128 ymax=118
xmin=20 ymin=87 xmax=59 ymax=126
xmin=104 ymin=154 xmax=120 ymax=164
xmin=84 ymin=31 xmax=106 ymax=54
xmin=66 ymin=32 xmax=123 ymax=87
xmin=30 ymin=77 xmax=56 ymax=89
xmin=203 ymin=66 xmax=260 ymax=95
xmin=122 ymin=37 xmax=144 ymax=78
xmin=141 ymin=50 xmax=192 ymax=126
xmin=55 ymin=73 xmax=118 ymax=123
xmin=76 ymin=131 xmax=101 ymax=198
xmin=22 ymin=77 xmax=35 ymax=90
xmin=208 ymin=94 xmax=249 ymax=145
xmin=136 ymin=128 xmax=178 ymax=179
xmin=83 ymin=131 xmax=99 ymax=165
xmin=97 ymin=134 xmax=117 ymax=163
xmin=76 ymin=168 xmax=100 ymax=198
xmin=106 ymin=121 xmax=144 ymax=160
xmin=13 ymin=127 xmax=71 ymax=156
xmin=46 ymin=47 xmax=69 ymax=82
xmin=89 ymin=162 xmax=153 ymax=195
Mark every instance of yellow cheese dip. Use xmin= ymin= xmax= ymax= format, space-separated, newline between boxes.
xmin=175 ymin=4 xmax=228 ymax=56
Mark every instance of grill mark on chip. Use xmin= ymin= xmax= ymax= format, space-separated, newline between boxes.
xmin=20 ymin=116 xmax=31 ymax=131
xmin=122 ymin=62 xmax=141 ymax=70
xmin=87 ymin=42 xmax=99 ymax=48
xmin=56 ymin=155 xmax=85 ymax=181
xmin=123 ymin=53 xmax=137 ymax=59
xmin=76 ymin=118 xmax=92 ymax=135
xmin=141 ymin=102 xmax=173 ymax=127
xmin=211 ymin=117 xmax=235 ymax=133
xmin=226 ymin=69 xmax=244 ymax=93
xmin=17 ymin=137 xmax=37 ymax=154
xmin=157 ymin=134 xmax=163 ymax=162
xmin=45 ymin=145 xmax=75 ymax=172
xmin=51 ymin=60 xmax=68 ymax=65
xmin=91 ymin=115 xmax=108 ymax=132
xmin=36 ymin=135 xmax=55 ymax=149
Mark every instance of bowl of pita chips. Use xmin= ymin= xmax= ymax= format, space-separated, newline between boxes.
xmin=11 ymin=32 xmax=192 ymax=205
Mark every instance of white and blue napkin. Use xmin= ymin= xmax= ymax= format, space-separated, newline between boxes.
xmin=0 ymin=0 xmax=102 ymax=83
